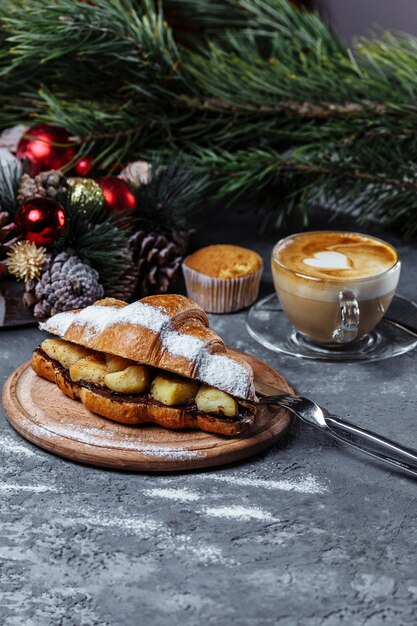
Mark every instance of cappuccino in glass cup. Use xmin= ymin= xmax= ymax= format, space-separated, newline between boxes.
xmin=271 ymin=231 xmax=401 ymax=345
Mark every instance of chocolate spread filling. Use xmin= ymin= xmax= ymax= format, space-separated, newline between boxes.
xmin=34 ymin=348 xmax=255 ymax=423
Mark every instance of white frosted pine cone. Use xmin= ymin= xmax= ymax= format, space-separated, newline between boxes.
xmin=33 ymin=250 xmax=104 ymax=321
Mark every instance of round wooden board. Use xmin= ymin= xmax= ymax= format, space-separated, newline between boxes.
xmin=2 ymin=349 xmax=293 ymax=472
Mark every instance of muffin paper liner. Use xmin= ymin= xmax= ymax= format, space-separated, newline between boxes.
xmin=182 ymin=262 xmax=263 ymax=313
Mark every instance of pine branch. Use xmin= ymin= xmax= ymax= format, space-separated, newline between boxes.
xmin=0 ymin=0 xmax=185 ymax=139
xmin=3 ymin=0 xmax=417 ymax=233
xmin=0 ymin=159 xmax=23 ymax=217
xmin=195 ymin=145 xmax=417 ymax=233
xmin=74 ymin=222 xmax=129 ymax=283
xmin=0 ymin=0 xmax=180 ymax=91
xmin=180 ymin=95 xmax=390 ymax=117
xmin=62 ymin=182 xmax=130 ymax=281
xmin=133 ymin=155 xmax=209 ymax=233
xmin=164 ymin=0 xmax=343 ymax=55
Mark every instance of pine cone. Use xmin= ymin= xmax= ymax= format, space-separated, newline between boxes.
xmin=104 ymin=247 xmax=138 ymax=302
xmin=17 ymin=170 xmax=69 ymax=205
xmin=170 ymin=230 xmax=191 ymax=256
xmin=32 ymin=250 xmax=104 ymax=321
xmin=130 ymin=230 xmax=191 ymax=297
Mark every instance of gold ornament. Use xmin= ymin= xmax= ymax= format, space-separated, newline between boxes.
xmin=67 ymin=177 xmax=105 ymax=213
xmin=6 ymin=241 xmax=47 ymax=282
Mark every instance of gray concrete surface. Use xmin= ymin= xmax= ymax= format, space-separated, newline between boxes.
xmin=1 ymin=210 xmax=417 ymax=625
xmin=316 ymin=0 xmax=417 ymax=44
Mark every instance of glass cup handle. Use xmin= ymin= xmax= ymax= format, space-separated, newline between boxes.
xmin=332 ymin=291 xmax=360 ymax=343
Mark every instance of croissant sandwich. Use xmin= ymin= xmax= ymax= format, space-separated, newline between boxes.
xmin=31 ymin=294 xmax=258 ymax=436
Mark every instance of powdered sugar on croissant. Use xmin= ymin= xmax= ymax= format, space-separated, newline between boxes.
xmin=40 ymin=295 xmax=256 ymax=401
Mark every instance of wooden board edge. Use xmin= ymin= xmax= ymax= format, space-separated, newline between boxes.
xmin=2 ymin=356 xmax=294 ymax=472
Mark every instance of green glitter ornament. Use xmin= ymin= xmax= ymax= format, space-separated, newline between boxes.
xmin=67 ymin=177 xmax=105 ymax=214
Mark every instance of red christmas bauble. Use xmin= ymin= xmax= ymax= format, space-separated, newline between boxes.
xmin=15 ymin=198 xmax=67 ymax=247
xmin=74 ymin=156 xmax=123 ymax=177
xmin=75 ymin=155 xmax=95 ymax=177
xmin=96 ymin=176 xmax=136 ymax=214
xmin=16 ymin=124 xmax=76 ymax=176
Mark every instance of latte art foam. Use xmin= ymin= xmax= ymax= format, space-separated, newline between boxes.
xmin=303 ymin=251 xmax=351 ymax=270
xmin=275 ymin=232 xmax=397 ymax=280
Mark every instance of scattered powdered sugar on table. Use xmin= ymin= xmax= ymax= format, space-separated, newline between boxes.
xmin=186 ymin=544 xmax=227 ymax=565
xmin=40 ymin=299 xmax=253 ymax=400
xmin=64 ymin=507 xmax=234 ymax=566
xmin=198 ymin=473 xmax=326 ymax=494
xmin=0 ymin=435 xmax=37 ymax=457
xmin=0 ymin=483 xmax=57 ymax=493
xmin=85 ymin=512 xmax=162 ymax=535
xmin=144 ymin=487 xmax=200 ymax=502
xmin=143 ymin=488 xmax=306 ymax=525
xmin=175 ymin=535 xmax=235 ymax=566
xmin=203 ymin=505 xmax=278 ymax=522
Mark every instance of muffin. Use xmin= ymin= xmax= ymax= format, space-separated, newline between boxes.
xmin=182 ymin=244 xmax=263 ymax=313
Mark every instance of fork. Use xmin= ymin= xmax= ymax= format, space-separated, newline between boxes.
xmin=255 ymin=380 xmax=417 ymax=479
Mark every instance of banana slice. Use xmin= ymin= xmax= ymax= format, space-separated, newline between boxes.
xmin=195 ymin=385 xmax=238 ymax=417
xmin=41 ymin=339 xmax=92 ymax=369
xmin=104 ymin=365 xmax=150 ymax=394
xmin=69 ymin=355 xmax=108 ymax=385
xmin=151 ymin=374 xmax=199 ymax=406
xmin=105 ymin=354 xmax=135 ymax=373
